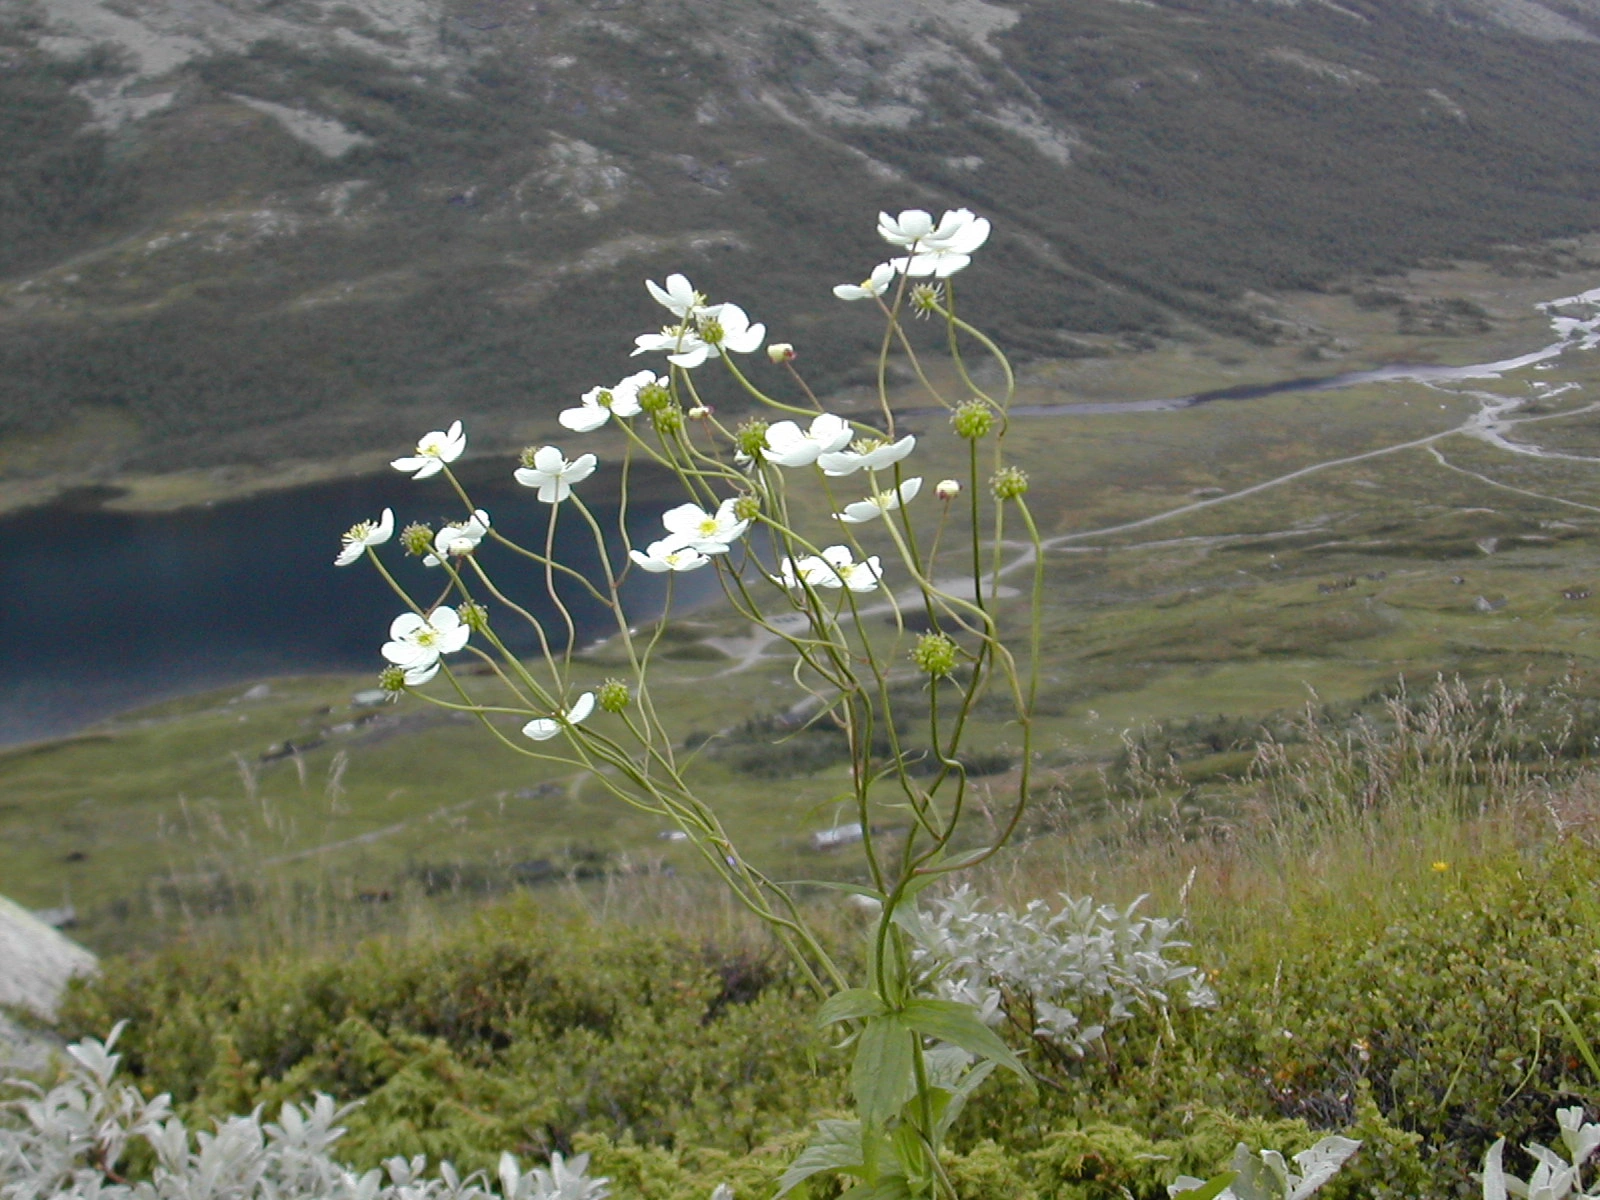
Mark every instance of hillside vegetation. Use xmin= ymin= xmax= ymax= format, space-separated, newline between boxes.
xmin=3 ymin=0 xmax=1600 ymax=496
xmin=31 ymin=681 xmax=1600 ymax=1198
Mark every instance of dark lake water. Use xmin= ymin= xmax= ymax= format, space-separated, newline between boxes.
xmin=0 ymin=466 xmax=693 ymax=746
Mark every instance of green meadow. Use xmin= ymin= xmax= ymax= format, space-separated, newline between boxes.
xmin=8 ymin=260 xmax=1600 ymax=957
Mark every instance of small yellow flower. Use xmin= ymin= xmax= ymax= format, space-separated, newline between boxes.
xmin=1431 ymin=861 xmax=1450 ymax=873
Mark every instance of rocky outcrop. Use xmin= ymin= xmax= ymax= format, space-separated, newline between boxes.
xmin=0 ymin=895 xmax=97 ymax=1073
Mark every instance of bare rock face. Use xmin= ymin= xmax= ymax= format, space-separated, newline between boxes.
xmin=0 ymin=895 xmax=98 ymax=1072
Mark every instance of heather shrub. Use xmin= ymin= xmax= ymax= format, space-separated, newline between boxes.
xmin=56 ymin=907 xmax=838 ymax=1171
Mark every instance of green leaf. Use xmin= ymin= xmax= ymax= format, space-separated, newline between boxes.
xmin=934 ymin=1061 xmax=996 ymax=1141
xmin=888 ymin=902 xmax=933 ymax=945
xmin=819 ymin=989 xmax=888 ymax=1027
xmin=782 ymin=880 xmax=885 ymax=902
xmin=899 ymin=999 xmax=1033 ymax=1090
xmin=886 ymin=871 xmax=946 ymax=908
xmin=891 ymin=1121 xmax=934 ymax=1194
xmin=1169 ymin=1172 xmax=1238 ymax=1200
xmin=839 ymin=1178 xmax=914 ymax=1200
xmin=1545 ymin=999 xmax=1600 ymax=1084
xmin=777 ymin=1120 xmax=866 ymax=1196
xmin=853 ymin=1015 xmax=917 ymax=1127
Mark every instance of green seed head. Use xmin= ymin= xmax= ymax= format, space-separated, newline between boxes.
xmin=951 ymin=400 xmax=994 ymax=441
xmin=653 ymin=404 xmax=685 ymax=435
xmin=732 ymin=493 xmax=762 ymax=522
xmin=519 ymin=445 xmax=540 ymax=468
xmin=457 ymin=600 xmax=489 ymax=633
xmin=991 ymin=466 xmax=1030 ymax=501
xmin=597 ymin=679 xmax=631 ymax=714
xmin=401 ymin=522 xmax=434 ymax=556
xmin=699 ymin=316 xmax=726 ymax=345
xmin=378 ymin=665 xmax=409 ymax=694
xmin=637 ymin=381 xmax=672 ymax=414
xmin=735 ymin=420 xmax=770 ymax=460
xmin=910 ymin=283 xmax=943 ymax=315
xmin=911 ymin=632 xmax=960 ymax=679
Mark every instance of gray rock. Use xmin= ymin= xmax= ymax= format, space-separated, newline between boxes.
xmin=0 ymin=894 xmax=98 ymax=1073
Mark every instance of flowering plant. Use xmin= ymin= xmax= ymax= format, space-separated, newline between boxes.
xmin=333 ymin=207 xmax=1130 ymax=1198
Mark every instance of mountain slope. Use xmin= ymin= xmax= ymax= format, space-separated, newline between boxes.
xmin=2 ymin=0 xmax=1599 ymax=486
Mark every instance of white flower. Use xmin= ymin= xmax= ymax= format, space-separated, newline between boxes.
xmin=560 ymin=370 xmax=655 ymax=432
xmin=391 ymin=421 xmax=466 ymax=480
xmin=878 ymin=209 xmax=939 ymax=246
xmin=817 ymin=434 xmax=916 ymax=477
xmin=771 ymin=547 xmax=881 ymax=593
xmin=629 ymin=538 xmax=711 ymax=573
xmin=771 ymin=555 xmax=814 ymax=590
xmin=836 ymin=477 xmax=922 ymax=524
xmin=761 ymin=413 xmax=854 ymax=467
xmin=334 ymin=508 xmax=394 ymax=566
xmin=381 ymin=609 xmax=471 ymax=685
xmin=879 ymin=208 xmax=991 ymax=278
xmin=661 ymin=498 xmax=749 ymax=553
xmin=810 ymin=545 xmax=883 ymax=592
xmin=522 ymin=692 xmax=596 ymax=741
xmin=424 ymin=509 xmax=491 ymax=567
xmin=645 ymin=273 xmax=711 ymax=320
xmin=633 ymin=323 xmax=713 ymax=368
xmin=935 ymin=478 xmax=961 ymax=500
xmin=634 ymin=302 xmax=764 ymax=368
xmin=698 ymin=302 xmax=765 ymax=357
xmin=515 ymin=446 xmax=598 ymax=503
xmin=833 ymin=262 xmax=897 ymax=301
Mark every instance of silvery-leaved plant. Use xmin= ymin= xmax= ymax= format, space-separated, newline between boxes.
xmin=1169 ymin=1136 xmax=1362 ymax=1200
xmin=335 ymin=205 xmax=1069 ymax=1198
xmin=1479 ymin=1107 xmax=1600 ymax=1200
xmin=0 ymin=1026 xmax=607 ymax=1200
xmin=911 ymin=886 xmax=1217 ymax=1060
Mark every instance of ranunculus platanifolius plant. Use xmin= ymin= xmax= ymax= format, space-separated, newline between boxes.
xmin=329 ymin=207 xmax=1256 ymax=1200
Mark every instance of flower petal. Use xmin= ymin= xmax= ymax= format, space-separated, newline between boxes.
xmin=522 ymin=717 xmax=560 ymax=741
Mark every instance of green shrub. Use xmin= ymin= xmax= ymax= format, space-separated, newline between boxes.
xmin=52 ymin=835 xmax=1600 ymax=1194
xmin=57 ymin=900 xmax=842 ymax=1172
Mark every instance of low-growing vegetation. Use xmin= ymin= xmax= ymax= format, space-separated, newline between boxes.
xmin=12 ymin=677 xmax=1597 ymax=1198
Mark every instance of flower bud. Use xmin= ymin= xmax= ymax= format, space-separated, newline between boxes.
xmin=688 ymin=405 xmax=712 ymax=420
xmin=637 ymin=381 xmax=672 ymax=414
xmin=951 ymin=400 xmax=993 ymax=441
xmin=911 ymin=632 xmax=959 ymax=679
xmin=378 ymin=665 xmax=409 ymax=694
xmin=767 ymin=343 xmax=795 ymax=364
xmin=732 ymin=493 xmax=762 ymax=522
xmin=457 ymin=600 xmax=490 ymax=633
xmin=935 ymin=478 xmax=961 ymax=501
xmin=401 ymin=522 xmax=434 ymax=556
xmin=990 ymin=466 xmax=1030 ymax=501
xmin=735 ymin=420 xmax=770 ymax=460
xmin=597 ymin=679 xmax=630 ymax=713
